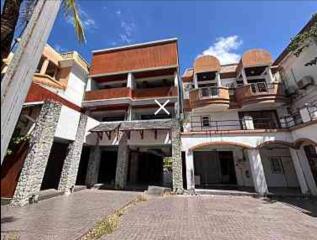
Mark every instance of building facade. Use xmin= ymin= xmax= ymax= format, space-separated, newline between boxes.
xmin=82 ymin=38 xmax=183 ymax=192
xmin=1 ymin=44 xmax=90 ymax=205
xmin=181 ymin=42 xmax=317 ymax=195
xmin=1 ymin=18 xmax=316 ymax=206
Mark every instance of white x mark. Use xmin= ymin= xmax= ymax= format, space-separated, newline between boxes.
xmin=154 ymin=99 xmax=170 ymax=115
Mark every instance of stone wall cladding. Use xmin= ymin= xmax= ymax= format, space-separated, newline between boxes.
xmin=172 ymin=120 xmax=184 ymax=193
xmin=11 ymin=102 xmax=62 ymax=206
xmin=85 ymin=145 xmax=101 ymax=187
xmin=115 ymin=132 xmax=129 ymax=189
xmin=58 ymin=114 xmax=88 ymax=193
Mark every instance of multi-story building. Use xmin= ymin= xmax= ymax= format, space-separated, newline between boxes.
xmin=1 ymin=17 xmax=316 ymax=206
xmin=181 ymin=41 xmax=317 ymax=196
xmin=80 ymin=38 xmax=183 ymax=192
xmin=1 ymin=44 xmax=90 ymax=205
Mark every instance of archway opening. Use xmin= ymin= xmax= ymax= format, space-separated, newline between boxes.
xmin=259 ymin=143 xmax=301 ymax=194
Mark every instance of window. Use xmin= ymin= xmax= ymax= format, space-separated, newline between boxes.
xmin=201 ymin=116 xmax=210 ymax=127
xmin=270 ymin=157 xmax=283 ymax=174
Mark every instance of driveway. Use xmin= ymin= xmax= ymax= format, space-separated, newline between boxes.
xmin=103 ymin=195 xmax=317 ymax=240
xmin=1 ymin=189 xmax=140 ymax=240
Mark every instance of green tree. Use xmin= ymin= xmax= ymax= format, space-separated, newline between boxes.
xmin=288 ymin=13 xmax=317 ymax=66
xmin=1 ymin=0 xmax=85 ymax=67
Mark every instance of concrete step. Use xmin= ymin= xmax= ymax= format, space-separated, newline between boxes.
xmin=74 ymin=185 xmax=87 ymax=192
xmin=38 ymin=189 xmax=64 ymax=201
xmin=145 ymin=185 xmax=171 ymax=196
xmin=195 ymin=189 xmax=258 ymax=197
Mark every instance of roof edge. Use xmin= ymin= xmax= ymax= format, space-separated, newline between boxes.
xmin=92 ymin=38 xmax=178 ymax=54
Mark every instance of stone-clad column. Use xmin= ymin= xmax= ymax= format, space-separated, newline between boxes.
xmin=58 ymin=114 xmax=88 ymax=194
xmin=85 ymin=145 xmax=101 ymax=188
xmin=172 ymin=120 xmax=184 ymax=193
xmin=115 ymin=132 xmax=129 ymax=189
xmin=247 ymin=149 xmax=268 ymax=196
xmin=11 ymin=102 xmax=62 ymax=206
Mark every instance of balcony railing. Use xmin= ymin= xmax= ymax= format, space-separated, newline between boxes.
xmin=189 ymin=87 xmax=230 ymax=110
xmin=235 ymin=82 xmax=286 ymax=106
xmin=189 ymin=116 xmax=280 ymax=132
xmin=84 ymin=87 xmax=132 ymax=101
xmin=133 ymin=86 xmax=177 ymax=99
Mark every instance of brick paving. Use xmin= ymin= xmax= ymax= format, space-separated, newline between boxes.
xmin=103 ymin=195 xmax=317 ymax=240
xmin=1 ymin=189 xmax=140 ymax=240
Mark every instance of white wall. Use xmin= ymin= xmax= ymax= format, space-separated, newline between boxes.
xmin=181 ymin=131 xmax=293 ymax=151
xmin=55 ymin=105 xmax=81 ymax=141
xmin=291 ymin=122 xmax=317 ymax=144
xmin=260 ymin=147 xmax=299 ymax=187
xmin=62 ymin=64 xmax=87 ymax=106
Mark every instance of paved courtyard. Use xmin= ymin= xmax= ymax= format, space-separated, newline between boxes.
xmin=104 ymin=195 xmax=317 ymax=240
xmin=1 ymin=191 xmax=317 ymax=240
xmin=1 ymin=190 xmax=140 ymax=240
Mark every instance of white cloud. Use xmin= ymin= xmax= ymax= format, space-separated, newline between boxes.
xmin=200 ymin=35 xmax=243 ymax=64
xmin=66 ymin=5 xmax=97 ymax=30
xmin=115 ymin=9 xmax=136 ymax=44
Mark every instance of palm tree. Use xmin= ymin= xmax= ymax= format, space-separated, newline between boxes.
xmin=1 ymin=0 xmax=85 ymax=68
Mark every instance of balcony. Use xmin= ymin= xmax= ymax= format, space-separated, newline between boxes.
xmin=33 ymin=73 xmax=65 ymax=90
xmin=133 ymin=86 xmax=178 ymax=99
xmin=235 ymin=82 xmax=287 ymax=108
xmin=84 ymin=87 xmax=132 ymax=101
xmin=187 ymin=116 xmax=280 ymax=132
xmin=189 ymin=87 xmax=230 ymax=111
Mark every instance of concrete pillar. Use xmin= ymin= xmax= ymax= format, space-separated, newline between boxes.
xmin=129 ymin=152 xmax=138 ymax=185
xmin=127 ymin=72 xmax=134 ymax=89
xmin=247 ymin=149 xmax=268 ymax=196
xmin=126 ymin=105 xmax=132 ymax=121
xmin=242 ymin=116 xmax=254 ymax=130
xmin=115 ymin=132 xmax=129 ymax=189
xmin=241 ymin=68 xmax=248 ymax=85
xmin=58 ymin=114 xmax=88 ymax=194
xmin=11 ymin=102 xmax=62 ymax=206
xmin=40 ymin=58 xmax=49 ymax=75
xmin=193 ymin=74 xmax=198 ymax=89
xmin=289 ymin=148 xmax=309 ymax=194
xmin=296 ymin=148 xmax=317 ymax=195
xmin=216 ymin=72 xmax=222 ymax=87
xmin=266 ymin=66 xmax=274 ymax=84
xmin=172 ymin=121 xmax=184 ymax=193
xmin=174 ymin=71 xmax=179 ymax=87
xmin=185 ymin=149 xmax=195 ymax=190
xmin=85 ymin=145 xmax=101 ymax=187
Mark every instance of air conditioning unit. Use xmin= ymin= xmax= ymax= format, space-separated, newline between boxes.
xmin=297 ymin=76 xmax=314 ymax=89
xmin=285 ymin=86 xmax=297 ymax=96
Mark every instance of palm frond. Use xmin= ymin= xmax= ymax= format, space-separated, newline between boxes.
xmin=62 ymin=0 xmax=86 ymax=43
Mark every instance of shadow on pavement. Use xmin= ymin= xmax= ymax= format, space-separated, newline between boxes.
xmin=264 ymin=197 xmax=317 ymax=217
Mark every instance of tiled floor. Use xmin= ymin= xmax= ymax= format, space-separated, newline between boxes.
xmin=2 ymin=191 xmax=317 ymax=240
xmin=103 ymin=195 xmax=317 ymax=240
xmin=1 ymin=189 xmax=140 ymax=240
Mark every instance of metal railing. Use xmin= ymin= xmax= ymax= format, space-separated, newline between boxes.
xmin=199 ymin=86 xmax=219 ymax=98
xmin=250 ymin=82 xmax=275 ymax=94
xmin=189 ymin=116 xmax=281 ymax=132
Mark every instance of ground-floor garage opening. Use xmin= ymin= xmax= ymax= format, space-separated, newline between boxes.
xmin=41 ymin=140 xmax=70 ymax=190
xmin=259 ymin=144 xmax=301 ymax=194
xmin=98 ymin=147 xmax=118 ymax=186
xmin=127 ymin=146 xmax=172 ymax=190
xmin=194 ymin=150 xmax=238 ymax=189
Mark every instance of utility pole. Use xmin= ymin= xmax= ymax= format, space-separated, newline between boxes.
xmin=1 ymin=0 xmax=62 ymax=163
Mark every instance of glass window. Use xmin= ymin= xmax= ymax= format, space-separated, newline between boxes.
xmin=270 ymin=157 xmax=283 ymax=174
xmin=201 ymin=116 xmax=210 ymax=127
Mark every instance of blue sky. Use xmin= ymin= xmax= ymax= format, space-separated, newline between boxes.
xmin=48 ymin=1 xmax=316 ymax=73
